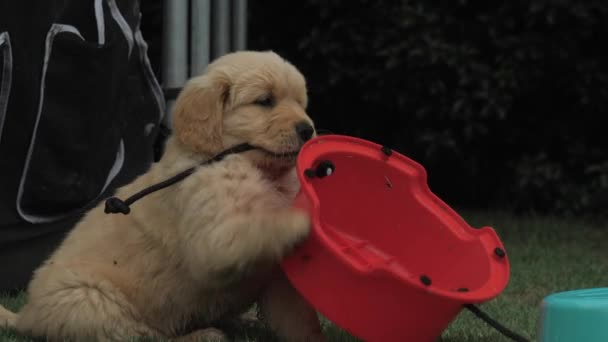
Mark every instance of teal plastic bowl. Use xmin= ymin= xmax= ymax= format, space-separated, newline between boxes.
xmin=539 ymin=288 xmax=608 ymax=342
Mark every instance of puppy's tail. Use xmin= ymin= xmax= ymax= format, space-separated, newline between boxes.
xmin=0 ymin=304 xmax=17 ymax=328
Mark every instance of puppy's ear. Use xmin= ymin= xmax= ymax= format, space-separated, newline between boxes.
xmin=172 ymin=72 xmax=230 ymax=154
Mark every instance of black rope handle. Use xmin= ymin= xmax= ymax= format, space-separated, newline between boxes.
xmin=104 ymin=143 xmax=256 ymax=215
xmin=104 ymin=126 xmax=335 ymax=215
xmin=464 ymin=304 xmax=530 ymax=342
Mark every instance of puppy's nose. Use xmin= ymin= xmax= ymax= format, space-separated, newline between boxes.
xmin=295 ymin=122 xmax=315 ymax=142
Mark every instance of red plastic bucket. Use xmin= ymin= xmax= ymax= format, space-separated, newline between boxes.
xmin=282 ymin=135 xmax=510 ymax=342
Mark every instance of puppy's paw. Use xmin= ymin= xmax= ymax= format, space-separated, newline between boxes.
xmin=283 ymin=208 xmax=311 ymax=248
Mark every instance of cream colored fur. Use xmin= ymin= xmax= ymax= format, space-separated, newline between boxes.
xmin=0 ymin=51 xmax=324 ymax=341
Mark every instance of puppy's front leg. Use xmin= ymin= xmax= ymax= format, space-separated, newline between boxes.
xmin=188 ymin=208 xmax=310 ymax=281
xmin=258 ymin=270 xmax=325 ymax=342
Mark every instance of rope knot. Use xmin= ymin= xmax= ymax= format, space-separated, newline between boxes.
xmin=104 ymin=197 xmax=131 ymax=215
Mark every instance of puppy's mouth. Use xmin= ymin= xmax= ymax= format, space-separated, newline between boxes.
xmin=261 ymin=149 xmax=300 ymax=160
xmin=251 ymin=147 xmax=301 ymax=180
xmin=249 ymin=144 xmax=301 ymax=161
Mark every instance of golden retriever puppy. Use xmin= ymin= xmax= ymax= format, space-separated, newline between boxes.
xmin=0 ymin=50 xmax=325 ymax=341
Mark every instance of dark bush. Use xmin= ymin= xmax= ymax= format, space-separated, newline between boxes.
xmin=248 ymin=0 xmax=608 ymax=217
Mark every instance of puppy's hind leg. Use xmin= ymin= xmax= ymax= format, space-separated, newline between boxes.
xmin=16 ymin=267 xmax=162 ymax=341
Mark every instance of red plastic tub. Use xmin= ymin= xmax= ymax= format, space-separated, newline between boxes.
xmin=282 ymin=135 xmax=510 ymax=342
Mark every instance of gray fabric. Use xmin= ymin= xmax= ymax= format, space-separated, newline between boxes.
xmin=0 ymin=32 xmax=12 ymax=147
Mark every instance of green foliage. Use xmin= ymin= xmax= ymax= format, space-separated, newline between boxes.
xmin=249 ymin=0 xmax=608 ymax=216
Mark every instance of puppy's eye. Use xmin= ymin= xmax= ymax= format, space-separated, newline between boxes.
xmin=254 ymin=95 xmax=275 ymax=107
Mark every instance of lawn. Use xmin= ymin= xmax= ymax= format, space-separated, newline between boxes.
xmin=1 ymin=211 xmax=607 ymax=341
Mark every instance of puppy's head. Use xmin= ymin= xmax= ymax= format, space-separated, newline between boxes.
xmin=172 ymin=51 xmax=314 ymax=174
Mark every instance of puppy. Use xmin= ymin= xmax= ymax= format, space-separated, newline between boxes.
xmin=0 ymin=50 xmax=325 ymax=341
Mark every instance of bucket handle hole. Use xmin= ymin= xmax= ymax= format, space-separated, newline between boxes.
xmin=305 ymin=160 xmax=335 ymax=179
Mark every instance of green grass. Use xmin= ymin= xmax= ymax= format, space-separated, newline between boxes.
xmin=440 ymin=211 xmax=608 ymax=342
xmin=1 ymin=211 xmax=607 ymax=341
